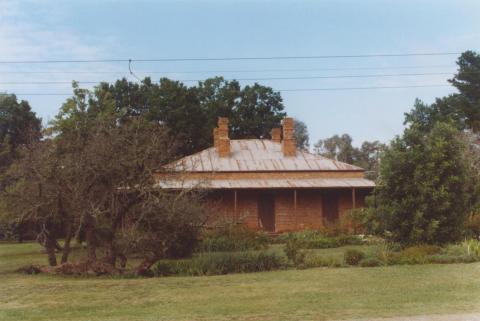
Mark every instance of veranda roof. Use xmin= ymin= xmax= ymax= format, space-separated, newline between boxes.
xmin=156 ymin=177 xmax=375 ymax=189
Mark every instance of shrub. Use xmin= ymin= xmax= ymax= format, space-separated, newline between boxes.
xmin=284 ymin=238 xmax=306 ymax=267
xmin=462 ymin=239 xmax=480 ymax=257
xmin=465 ymin=214 xmax=480 ymax=239
xmin=304 ymin=253 xmax=344 ymax=268
xmin=197 ymin=225 xmax=268 ymax=252
xmin=401 ymin=245 xmax=442 ymax=256
xmin=280 ymin=230 xmax=364 ymax=249
xmin=386 ymin=245 xmax=442 ymax=265
xmin=152 ymin=251 xmax=284 ymax=276
xmin=359 ymin=257 xmax=384 ymax=267
xmin=425 ymin=254 xmax=478 ymax=264
xmin=373 ymin=121 xmax=478 ymax=244
xmin=344 ymin=249 xmax=365 ymax=265
xmin=335 ymin=235 xmax=364 ymax=246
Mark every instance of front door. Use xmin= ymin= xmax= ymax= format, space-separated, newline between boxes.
xmin=258 ymin=193 xmax=275 ymax=232
xmin=322 ymin=190 xmax=339 ymax=223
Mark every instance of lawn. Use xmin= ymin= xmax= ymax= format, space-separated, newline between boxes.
xmin=1 ymin=242 xmax=480 ymax=321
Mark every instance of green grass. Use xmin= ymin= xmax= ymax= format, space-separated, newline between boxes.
xmin=1 ymin=242 xmax=480 ymax=321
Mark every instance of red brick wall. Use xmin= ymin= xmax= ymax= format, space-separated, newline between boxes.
xmin=205 ymin=188 xmax=370 ymax=232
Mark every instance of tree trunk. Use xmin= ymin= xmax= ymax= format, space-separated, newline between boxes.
xmin=61 ymin=221 xmax=73 ymax=264
xmin=85 ymin=224 xmax=96 ymax=262
xmin=104 ymin=239 xmax=116 ymax=266
xmin=44 ymin=235 xmax=58 ymax=266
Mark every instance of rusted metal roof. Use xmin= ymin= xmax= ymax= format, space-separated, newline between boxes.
xmin=156 ymin=177 xmax=375 ymax=189
xmin=166 ymin=139 xmax=363 ymax=172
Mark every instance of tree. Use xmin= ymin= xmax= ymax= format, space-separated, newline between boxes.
xmin=0 ymin=94 xmax=42 ymax=242
xmin=314 ymin=134 xmax=356 ymax=164
xmin=0 ymin=94 xmax=41 ymax=179
xmin=314 ymin=134 xmax=384 ymax=179
xmin=3 ymin=84 xmax=209 ymax=270
xmin=94 ymin=77 xmax=286 ymax=156
xmin=373 ymin=122 xmax=480 ymax=244
xmin=449 ymin=50 xmax=480 ymax=132
xmin=354 ymin=141 xmax=385 ymax=180
xmin=230 ymin=83 xmax=286 ymax=139
xmin=2 ymin=139 xmax=65 ymax=265
xmin=404 ymin=97 xmax=466 ymax=133
xmin=293 ymin=118 xmax=309 ymax=150
xmin=404 ymin=51 xmax=480 ymax=134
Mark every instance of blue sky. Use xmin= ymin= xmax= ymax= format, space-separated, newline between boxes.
xmin=1 ymin=0 xmax=479 ymax=147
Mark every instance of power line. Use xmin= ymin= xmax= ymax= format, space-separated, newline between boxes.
xmin=0 ymin=64 xmax=457 ymax=74
xmin=0 ymin=52 xmax=462 ymax=64
xmin=1 ymin=84 xmax=451 ymax=96
xmin=0 ymin=72 xmax=458 ymax=85
xmin=278 ymin=84 xmax=450 ymax=92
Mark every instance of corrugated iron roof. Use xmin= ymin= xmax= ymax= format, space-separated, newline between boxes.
xmin=166 ymin=139 xmax=363 ymax=172
xmin=156 ymin=177 xmax=375 ymax=189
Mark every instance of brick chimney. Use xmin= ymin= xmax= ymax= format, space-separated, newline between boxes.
xmin=215 ymin=117 xmax=230 ymax=157
xmin=282 ymin=117 xmax=296 ymax=157
xmin=271 ymin=128 xmax=281 ymax=143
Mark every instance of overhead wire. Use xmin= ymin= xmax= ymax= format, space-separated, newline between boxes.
xmin=0 ymin=64 xmax=457 ymax=74
xmin=0 ymin=52 xmax=463 ymax=64
xmin=0 ymin=84 xmax=452 ymax=96
xmin=0 ymin=71 xmax=461 ymax=85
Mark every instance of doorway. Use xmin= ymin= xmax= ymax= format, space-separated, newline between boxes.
xmin=258 ymin=193 xmax=275 ymax=232
xmin=322 ymin=190 xmax=339 ymax=223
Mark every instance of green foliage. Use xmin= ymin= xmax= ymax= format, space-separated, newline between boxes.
xmin=0 ymin=94 xmax=41 ymax=171
xmin=449 ymin=50 xmax=480 ymax=132
xmin=293 ymin=118 xmax=309 ymax=150
xmin=388 ymin=245 xmax=443 ymax=265
xmin=464 ymin=214 xmax=480 ymax=239
xmin=401 ymin=245 xmax=442 ymax=256
xmin=374 ymin=121 xmax=480 ymax=244
xmin=95 ymin=77 xmax=286 ymax=156
xmin=344 ymin=249 xmax=366 ymax=266
xmin=303 ymin=253 xmax=344 ymax=268
xmin=197 ymin=225 xmax=269 ymax=252
xmin=314 ymin=134 xmax=385 ymax=179
xmin=283 ymin=237 xmax=306 ymax=267
xmin=152 ymin=250 xmax=284 ymax=276
xmin=359 ymin=257 xmax=384 ymax=267
xmin=461 ymin=239 xmax=480 ymax=257
xmin=280 ymin=230 xmax=364 ymax=249
xmin=404 ymin=51 xmax=480 ymax=134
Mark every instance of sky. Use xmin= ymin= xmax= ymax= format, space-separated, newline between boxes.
xmin=1 ymin=0 xmax=479 ymax=147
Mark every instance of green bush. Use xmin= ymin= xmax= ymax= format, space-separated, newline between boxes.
xmin=387 ymin=245 xmax=443 ymax=265
xmin=344 ymin=249 xmax=366 ymax=266
xmin=304 ymin=253 xmax=344 ymax=268
xmin=335 ymin=235 xmax=364 ymax=246
xmin=280 ymin=230 xmax=363 ymax=249
xmin=401 ymin=245 xmax=442 ymax=256
xmin=465 ymin=214 xmax=480 ymax=239
xmin=462 ymin=239 xmax=480 ymax=257
xmin=425 ymin=254 xmax=478 ymax=264
xmin=197 ymin=225 xmax=269 ymax=252
xmin=284 ymin=238 xmax=306 ymax=267
xmin=152 ymin=251 xmax=284 ymax=276
xmin=359 ymin=257 xmax=384 ymax=267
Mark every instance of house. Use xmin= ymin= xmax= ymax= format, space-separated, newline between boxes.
xmin=155 ymin=117 xmax=375 ymax=232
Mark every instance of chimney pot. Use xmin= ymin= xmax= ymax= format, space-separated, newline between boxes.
xmin=271 ymin=128 xmax=281 ymax=143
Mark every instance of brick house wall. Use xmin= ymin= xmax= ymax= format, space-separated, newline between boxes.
xmin=205 ymin=188 xmax=370 ymax=232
